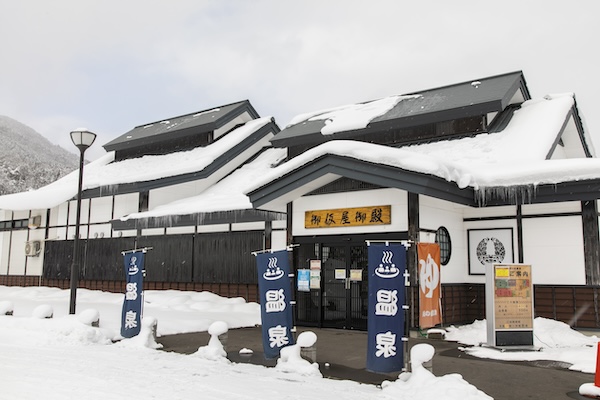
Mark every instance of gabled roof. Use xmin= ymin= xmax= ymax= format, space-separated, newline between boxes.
xmin=103 ymin=100 xmax=259 ymax=152
xmin=271 ymin=71 xmax=529 ymax=147
xmin=247 ymin=93 xmax=600 ymax=211
xmin=112 ymin=147 xmax=288 ymax=229
xmin=0 ymin=117 xmax=278 ymax=211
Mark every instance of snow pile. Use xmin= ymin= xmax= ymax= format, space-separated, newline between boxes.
xmin=0 ymin=286 xmax=261 ymax=336
xmin=194 ymin=321 xmax=229 ymax=361
xmin=381 ymin=343 xmax=492 ymax=399
xmin=297 ymin=95 xmax=417 ymax=135
xmin=116 ymin=316 xmax=162 ymax=349
xmin=275 ymin=331 xmax=321 ymax=377
xmin=32 ymin=304 xmax=53 ymax=319
xmin=0 ymin=300 xmax=14 ymax=314
xmin=445 ymin=317 xmax=598 ymax=373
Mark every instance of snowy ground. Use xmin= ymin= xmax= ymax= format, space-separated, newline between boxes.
xmin=0 ymin=285 xmax=597 ymax=399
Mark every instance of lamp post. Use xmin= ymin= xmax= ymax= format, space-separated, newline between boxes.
xmin=69 ymin=129 xmax=96 ymax=315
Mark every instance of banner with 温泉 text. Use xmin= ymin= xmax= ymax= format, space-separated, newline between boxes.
xmin=120 ymin=251 xmax=144 ymax=338
xmin=256 ymin=250 xmax=295 ymax=359
xmin=417 ymin=243 xmax=442 ymax=329
xmin=367 ymin=243 xmax=406 ymax=373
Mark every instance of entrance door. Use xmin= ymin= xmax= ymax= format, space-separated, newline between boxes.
xmin=321 ymin=244 xmax=368 ymax=330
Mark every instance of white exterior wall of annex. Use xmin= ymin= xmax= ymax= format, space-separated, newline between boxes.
xmin=462 ymin=205 xmax=518 ymax=284
xmin=0 ymin=210 xmax=10 ymax=274
xmin=418 ymin=195 xmax=472 ymax=284
xmin=462 ymin=201 xmax=586 ymax=285
xmin=292 ymin=188 xmax=408 ymax=237
xmin=0 ymin=209 xmax=47 ymax=276
xmin=521 ymin=201 xmax=585 ymax=285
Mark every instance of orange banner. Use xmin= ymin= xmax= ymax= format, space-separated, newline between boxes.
xmin=417 ymin=243 xmax=442 ymax=328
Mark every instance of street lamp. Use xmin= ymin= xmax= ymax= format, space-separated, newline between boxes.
xmin=69 ymin=128 xmax=96 ymax=315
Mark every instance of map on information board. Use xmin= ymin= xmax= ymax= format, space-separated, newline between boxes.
xmin=493 ymin=264 xmax=533 ymax=330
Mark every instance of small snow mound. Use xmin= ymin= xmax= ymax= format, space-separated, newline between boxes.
xmin=32 ymin=304 xmax=53 ymax=319
xmin=208 ymin=320 xmax=228 ymax=336
xmin=77 ymin=309 xmax=100 ymax=326
xmin=381 ymin=343 xmax=492 ymax=399
xmin=0 ymin=300 xmax=14 ymax=314
xmin=297 ymin=331 xmax=317 ymax=347
xmin=117 ymin=316 xmax=162 ymax=349
xmin=275 ymin=332 xmax=321 ymax=377
xmin=239 ymin=348 xmax=253 ymax=355
xmin=411 ymin=343 xmax=435 ymax=368
xmin=194 ymin=321 xmax=228 ymax=362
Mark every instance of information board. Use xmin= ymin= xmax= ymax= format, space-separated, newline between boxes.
xmin=493 ymin=264 xmax=533 ymax=330
xmin=485 ymin=263 xmax=534 ymax=347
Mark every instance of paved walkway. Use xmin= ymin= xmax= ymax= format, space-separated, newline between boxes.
xmin=157 ymin=327 xmax=592 ymax=400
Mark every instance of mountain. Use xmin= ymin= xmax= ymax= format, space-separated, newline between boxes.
xmin=0 ymin=116 xmax=79 ymax=195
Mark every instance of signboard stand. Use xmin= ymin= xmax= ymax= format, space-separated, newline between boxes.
xmin=485 ymin=263 xmax=536 ymax=350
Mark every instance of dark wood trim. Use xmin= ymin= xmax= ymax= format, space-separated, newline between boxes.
xmin=516 ymin=205 xmax=524 ymax=263
xmin=408 ymin=192 xmax=419 ymax=328
xmin=464 ymin=211 xmax=581 ymax=222
xmin=582 ymin=200 xmax=600 ymax=285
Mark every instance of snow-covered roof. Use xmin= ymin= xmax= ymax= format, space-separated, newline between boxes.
xmin=103 ymin=100 xmax=258 ymax=152
xmin=121 ymin=147 xmax=288 ymax=221
xmin=272 ymin=71 xmax=528 ymax=147
xmin=0 ymin=118 xmax=274 ymax=211
xmin=247 ymin=93 xmax=600 ymax=210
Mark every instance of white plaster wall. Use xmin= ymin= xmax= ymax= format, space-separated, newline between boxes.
xmin=166 ymin=226 xmax=195 ymax=235
xmin=231 ymin=221 xmax=265 ymax=231
xmin=68 ymin=199 xmax=90 ymax=225
xmin=89 ymin=224 xmax=112 ymax=239
xmin=113 ymin=193 xmax=139 ymax=219
xmin=0 ymin=232 xmax=9 ymax=274
xmin=522 ymin=201 xmax=580 ymax=215
xmin=197 ymin=224 xmax=229 ymax=233
xmin=271 ymin=230 xmax=287 ymax=252
xmin=25 ymin=225 xmax=46 ymax=276
xmin=8 ymin=230 xmax=28 ymax=275
xmin=292 ymin=188 xmax=407 ymax=237
xmin=463 ymin=218 xmax=518 ymax=284
xmin=90 ymin=197 xmax=113 ymax=223
xmin=522 ymin=216 xmax=585 ymax=285
xmin=419 ymin=195 xmax=470 ymax=284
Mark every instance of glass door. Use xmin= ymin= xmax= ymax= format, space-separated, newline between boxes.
xmin=321 ymin=244 xmax=368 ymax=330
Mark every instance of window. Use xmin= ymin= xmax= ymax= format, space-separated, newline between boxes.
xmin=435 ymin=226 xmax=451 ymax=265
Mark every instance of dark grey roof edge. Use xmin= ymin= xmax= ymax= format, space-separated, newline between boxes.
xmin=103 ymin=100 xmax=257 ymax=152
xmin=247 ymin=154 xmax=477 ymax=207
xmin=82 ymin=120 xmax=279 ymax=199
xmin=111 ymin=209 xmax=286 ymax=230
xmin=130 ymin=100 xmax=255 ymax=130
xmin=402 ymin=70 xmax=525 ymax=97
xmin=271 ymin=71 xmax=528 ymax=148
xmin=248 ymin=153 xmax=600 ymax=209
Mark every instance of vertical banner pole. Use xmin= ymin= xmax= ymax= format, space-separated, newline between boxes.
xmin=255 ymin=250 xmax=295 ymax=359
xmin=366 ymin=242 xmax=406 ymax=373
xmin=120 ymin=251 xmax=145 ymax=338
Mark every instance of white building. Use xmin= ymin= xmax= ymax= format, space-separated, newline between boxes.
xmin=0 ymin=72 xmax=599 ymax=330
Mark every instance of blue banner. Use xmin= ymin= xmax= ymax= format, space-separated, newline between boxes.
xmin=367 ymin=243 xmax=406 ymax=373
xmin=121 ymin=251 xmax=145 ymax=338
xmin=256 ymin=250 xmax=295 ymax=359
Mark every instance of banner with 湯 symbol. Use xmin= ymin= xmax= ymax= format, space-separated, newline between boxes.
xmin=120 ymin=251 xmax=145 ymax=338
xmin=417 ymin=243 xmax=442 ymax=329
xmin=256 ymin=250 xmax=295 ymax=359
xmin=367 ymin=243 xmax=406 ymax=373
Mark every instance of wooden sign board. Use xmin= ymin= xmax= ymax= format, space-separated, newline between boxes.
xmin=305 ymin=205 xmax=391 ymax=229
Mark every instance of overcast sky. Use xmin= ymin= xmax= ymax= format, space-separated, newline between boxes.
xmin=1 ymin=0 xmax=599 ymax=160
